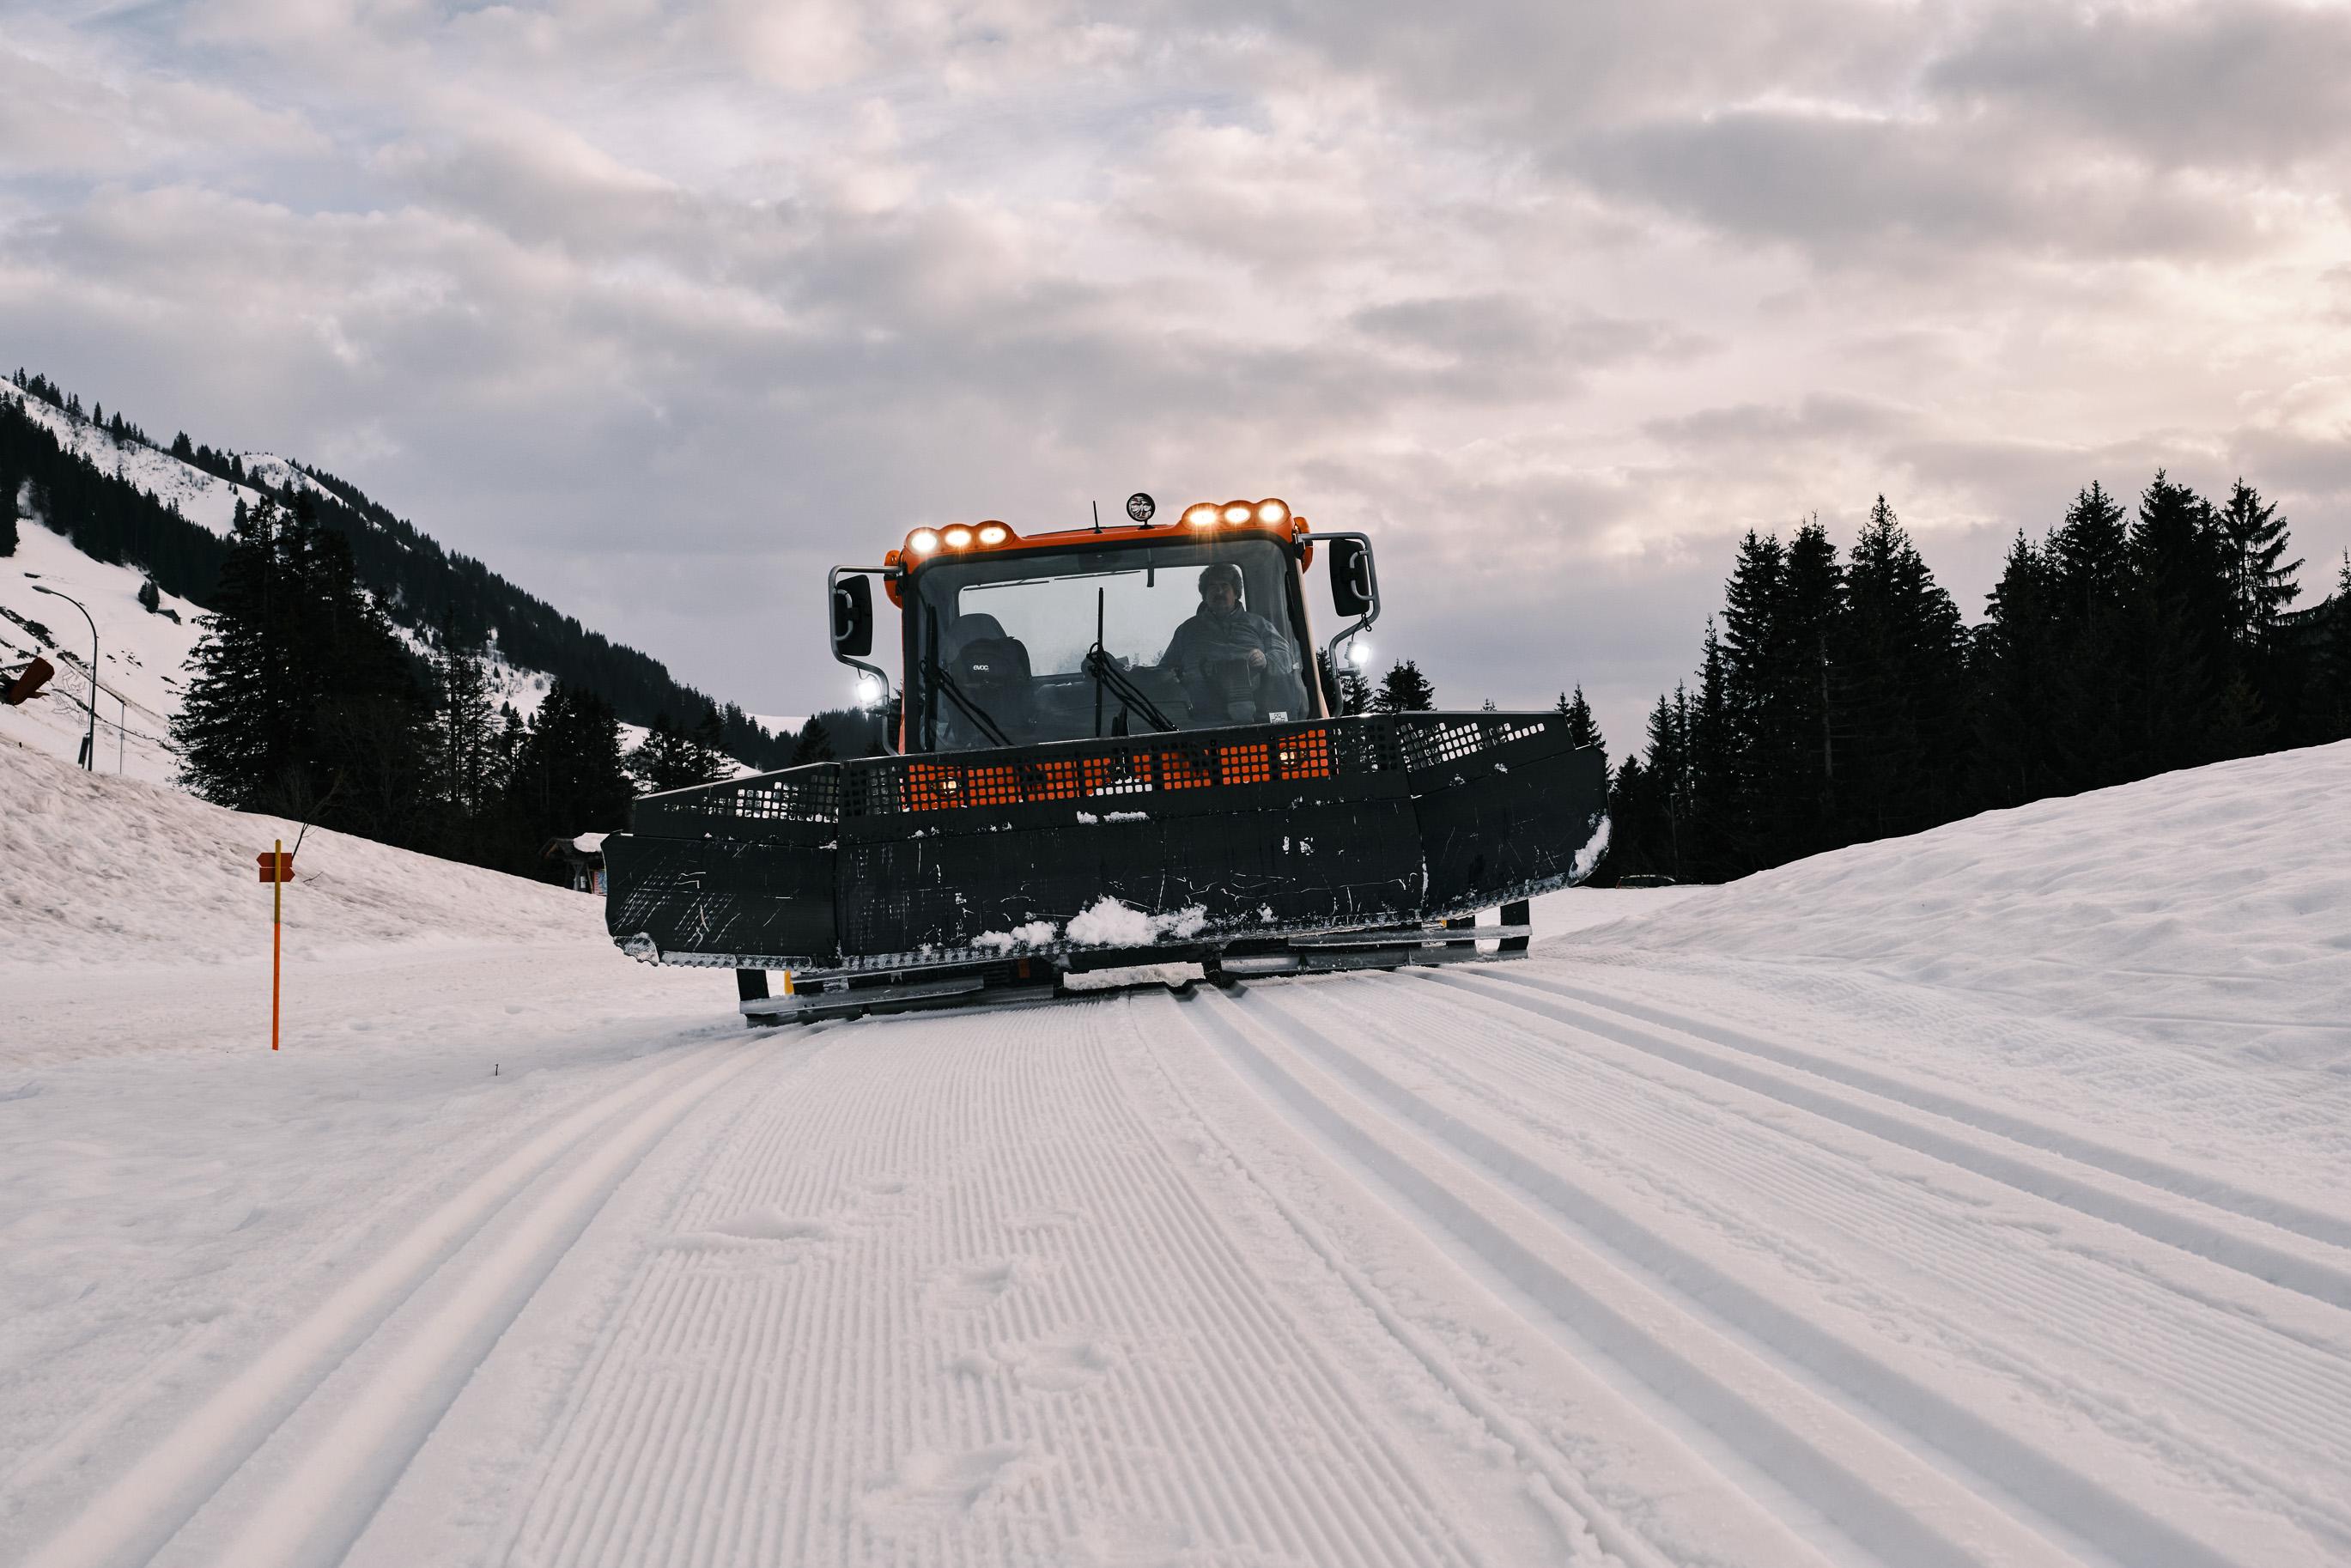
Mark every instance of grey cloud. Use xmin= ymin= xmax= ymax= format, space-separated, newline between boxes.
xmin=1570 ymin=108 xmax=2234 ymax=261
xmin=1929 ymin=2 xmax=2351 ymax=172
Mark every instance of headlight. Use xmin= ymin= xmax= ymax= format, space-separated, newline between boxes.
xmin=1184 ymin=504 xmax=1219 ymax=527
xmin=977 ymin=523 xmax=1007 ymax=544
xmin=909 ymin=529 xmax=941 ymax=555
xmin=1256 ymin=498 xmax=1288 ymax=526
xmin=943 ymin=526 xmax=974 ymax=549
xmin=1222 ymin=501 xmax=1252 ymax=525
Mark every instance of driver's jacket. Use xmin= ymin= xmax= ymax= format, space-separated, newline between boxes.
xmin=1158 ymin=607 xmax=1299 ymax=680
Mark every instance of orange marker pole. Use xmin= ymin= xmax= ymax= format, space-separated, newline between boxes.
xmin=271 ymin=836 xmax=282 ymax=1051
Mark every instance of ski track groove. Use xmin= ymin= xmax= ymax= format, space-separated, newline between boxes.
xmin=1185 ymin=986 xmax=2044 ymax=1568
xmin=1325 ymin=973 xmax=2351 ymax=1548
xmin=501 ymin=996 xmax=1490 ymax=1568
xmin=1501 ymin=969 xmax=2351 ymax=1256
xmin=1439 ymin=968 xmax=2351 ymax=1315
xmin=1206 ymin=979 xmax=2291 ymax=1568
xmin=22 ymin=1033 xmax=748 ymax=1568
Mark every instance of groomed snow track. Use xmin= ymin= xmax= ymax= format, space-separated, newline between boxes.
xmin=13 ymin=957 xmax=2349 ymax=1568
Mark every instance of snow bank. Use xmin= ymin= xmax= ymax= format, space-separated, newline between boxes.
xmin=1578 ymin=741 xmax=2351 ymax=1067
xmin=0 ymin=738 xmax=598 ymax=970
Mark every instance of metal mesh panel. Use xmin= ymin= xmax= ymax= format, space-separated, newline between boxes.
xmin=842 ymin=720 xmax=1380 ymax=818
xmin=638 ymin=763 xmax=840 ymax=826
xmin=1393 ymin=713 xmax=1552 ymax=771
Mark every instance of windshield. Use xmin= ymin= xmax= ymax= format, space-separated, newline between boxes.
xmin=904 ymin=535 xmax=1315 ymax=752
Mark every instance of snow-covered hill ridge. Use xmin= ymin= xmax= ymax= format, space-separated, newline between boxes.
xmin=1575 ymin=739 xmax=2351 ymax=1070
xmin=0 ymin=736 xmax=596 ymax=983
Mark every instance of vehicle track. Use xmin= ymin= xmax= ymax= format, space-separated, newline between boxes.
xmin=26 ymin=1033 xmax=758 ymax=1568
xmin=1312 ymin=973 xmax=2351 ymax=1553
xmin=1194 ymin=976 xmax=2345 ymax=1568
xmin=1431 ymin=967 xmax=2351 ymax=1316
xmin=498 ymin=997 xmax=1498 ymax=1568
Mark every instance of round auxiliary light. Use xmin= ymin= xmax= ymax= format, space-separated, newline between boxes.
xmin=1256 ymin=498 xmax=1289 ymax=526
xmin=943 ymin=526 xmax=975 ymax=549
xmin=1184 ymin=503 xmax=1219 ymax=528
xmin=1222 ymin=501 xmax=1252 ymax=525
xmin=977 ymin=523 xmax=1008 ymax=545
xmin=855 ymin=672 xmax=887 ymax=706
xmin=908 ymin=528 xmax=941 ymax=555
xmin=1349 ymin=639 xmax=1374 ymax=666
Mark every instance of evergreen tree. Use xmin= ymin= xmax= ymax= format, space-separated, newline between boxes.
xmin=2312 ymin=553 xmax=2351 ymax=744
xmin=0 ymin=461 xmax=17 ymax=557
xmin=138 ymin=576 xmax=161 ymax=614
xmin=2215 ymin=479 xmax=2299 ymax=647
xmin=506 ymin=679 xmax=631 ymax=874
xmin=429 ymin=613 xmax=498 ymax=817
xmin=1373 ymin=659 xmax=1436 ymax=713
xmin=1339 ymin=666 xmax=1372 ymax=714
xmin=687 ymin=704 xmax=733 ymax=782
xmin=1555 ymin=685 xmax=1605 ymax=752
xmin=792 ymin=715 xmax=836 ymax=764
xmin=1834 ymin=497 xmax=1968 ymax=842
xmin=1971 ymin=530 xmax=2062 ymax=807
xmin=2130 ymin=471 xmax=2249 ymax=771
xmin=173 ymin=493 xmax=430 ymax=837
xmin=627 ymin=712 xmax=690 ymax=793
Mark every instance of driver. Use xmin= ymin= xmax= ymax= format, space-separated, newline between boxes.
xmin=1160 ymin=562 xmax=1299 ymax=719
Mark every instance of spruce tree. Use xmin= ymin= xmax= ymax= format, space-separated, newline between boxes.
xmin=1556 ymin=685 xmax=1605 ymax=752
xmin=430 ymin=613 xmax=497 ymax=817
xmin=688 ymin=704 xmax=733 ymax=782
xmin=1339 ymin=666 xmax=1372 ymax=715
xmin=2130 ymin=471 xmax=2247 ymax=771
xmin=1835 ymin=497 xmax=1968 ymax=842
xmin=2215 ymin=479 xmax=2300 ymax=647
xmin=173 ymin=497 xmax=302 ymax=808
xmin=1971 ymin=530 xmax=2061 ymax=807
xmin=507 ymin=680 xmax=631 ymax=873
xmin=627 ymin=712 xmax=690 ymax=793
xmin=0 ymin=461 xmax=17 ymax=556
xmin=792 ymin=716 xmax=836 ymax=764
xmin=1373 ymin=659 xmax=1436 ymax=713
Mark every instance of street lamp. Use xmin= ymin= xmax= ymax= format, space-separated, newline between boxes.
xmin=30 ymin=584 xmax=98 ymax=770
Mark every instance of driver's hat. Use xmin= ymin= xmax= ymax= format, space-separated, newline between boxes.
xmin=1198 ymin=562 xmax=1243 ymax=600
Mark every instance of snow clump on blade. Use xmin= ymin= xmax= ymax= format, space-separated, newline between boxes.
xmin=971 ymin=920 xmax=1058 ymax=951
xmin=1066 ymin=897 xmax=1208 ymax=945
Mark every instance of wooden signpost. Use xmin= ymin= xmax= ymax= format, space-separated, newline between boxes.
xmin=258 ymin=842 xmax=294 ymax=1049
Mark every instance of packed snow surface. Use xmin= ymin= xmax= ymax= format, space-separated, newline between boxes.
xmin=4 ymin=740 xmax=2350 ymax=1566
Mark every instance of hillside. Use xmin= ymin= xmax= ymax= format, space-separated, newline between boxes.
xmin=4 ymin=739 xmax=2348 ymax=1566
xmin=2 ymin=374 xmax=794 ymax=771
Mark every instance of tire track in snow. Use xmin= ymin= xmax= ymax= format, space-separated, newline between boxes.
xmin=24 ymin=1033 xmax=749 ymax=1568
xmin=1205 ymin=982 xmax=2253 ymax=1568
xmin=1438 ymin=967 xmax=2351 ymax=1315
xmin=1309 ymin=972 xmax=2351 ymax=1556
xmin=1497 ymin=969 xmax=2351 ymax=1255
xmin=501 ymin=998 xmax=1504 ymax=1568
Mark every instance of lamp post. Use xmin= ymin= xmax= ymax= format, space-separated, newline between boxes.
xmin=30 ymin=584 xmax=98 ymax=770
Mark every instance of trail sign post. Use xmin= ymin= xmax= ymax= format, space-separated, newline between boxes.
xmin=258 ymin=842 xmax=294 ymax=1049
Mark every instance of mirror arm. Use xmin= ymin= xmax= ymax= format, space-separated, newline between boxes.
xmin=1315 ymin=532 xmax=1382 ymax=675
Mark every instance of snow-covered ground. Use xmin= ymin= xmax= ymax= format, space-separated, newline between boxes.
xmin=3 ymin=739 xmax=2348 ymax=1566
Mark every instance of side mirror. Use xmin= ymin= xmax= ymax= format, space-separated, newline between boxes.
xmin=831 ymin=574 xmax=874 ymax=658
xmin=1329 ymin=538 xmax=1376 ymax=618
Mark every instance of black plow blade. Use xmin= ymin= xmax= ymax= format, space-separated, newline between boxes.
xmin=605 ymin=712 xmax=1607 ymax=971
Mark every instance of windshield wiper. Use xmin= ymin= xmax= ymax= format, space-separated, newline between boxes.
xmin=1083 ymin=645 xmax=1176 ymax=733
xmin=921 ymin=606 xmax=1013 ymax=750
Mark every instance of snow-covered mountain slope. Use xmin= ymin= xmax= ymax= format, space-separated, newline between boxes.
xmin=4 ymin=743 xmax=2348 ymax=1567
xmin=2 ymin=501 xmax=204 ymax=784
xmin=3 ymin=383 xmax=771 ymax=781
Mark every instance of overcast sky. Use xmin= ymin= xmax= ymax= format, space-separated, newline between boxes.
xmin=5 ymin=0 xmax=2348 ymax=749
